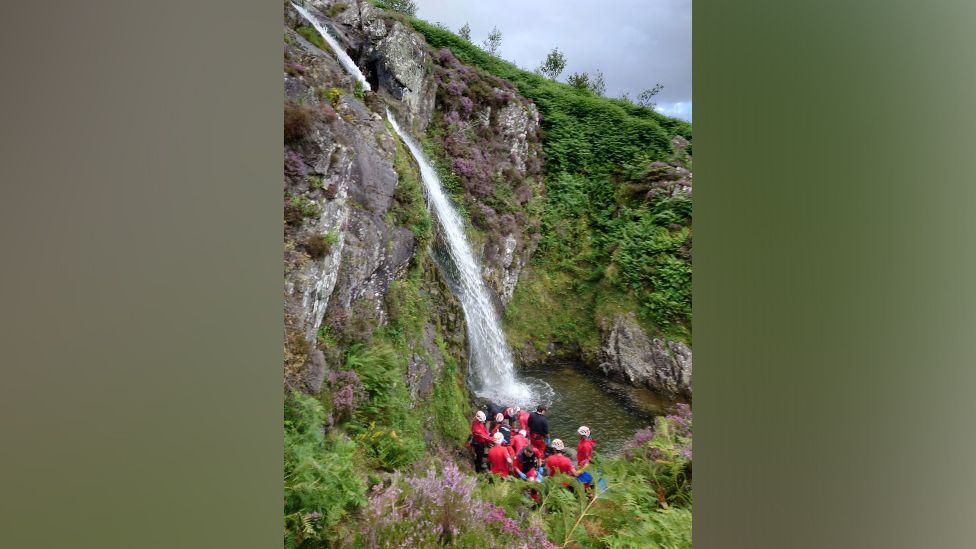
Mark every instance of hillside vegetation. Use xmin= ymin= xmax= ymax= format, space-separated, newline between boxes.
xmin=284 ymin=4 xmax=693 ymax=547
xmin=408 ymin=19 xmax=693 ymax=361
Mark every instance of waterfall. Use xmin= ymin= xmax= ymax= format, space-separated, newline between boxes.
xmin=291 ymin=3 xmax=372 ymax=92
xmin=387 ymin=110 xmax=538 ymax=406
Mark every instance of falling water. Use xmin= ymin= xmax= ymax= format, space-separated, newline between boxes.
xmin=387 ymin=110 xmax=541 ymax=406
xmin=291 ymin=3 xmax=372 ymax=92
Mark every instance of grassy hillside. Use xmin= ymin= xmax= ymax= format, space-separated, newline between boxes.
xmin=408 ymin=19 xmax=693 ymax=357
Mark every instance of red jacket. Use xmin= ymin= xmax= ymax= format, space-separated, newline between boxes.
xmin=487 ymin=445 xmax=512 ymax=477
xmin=577 ymin=437 xmax=596 ymax=467
xmin=517 ymin=411 xmax=530 ymax=432
xmin=546 ymin=453 xmax=575 ymax=476
xmin=510 ymin=433 xmax=529 ymax=456
xmin=471 ymin=419 xmax=492 ymax=445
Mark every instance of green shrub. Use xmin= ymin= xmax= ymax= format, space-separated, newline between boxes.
xmin=284 ymin=195 xmax=321 ymax=226
xmin=306 ymin=175 xmax=323 ymax=190
xmin=326 ymin=2 xmax=349 ymax=18
xmin=345 ymin=341 xmax=425 ymax=469
xmin=409 ymin=18 xmax=693 ymax=343
xmin=319 ymin=86 xmax=344 ymax=107
xmin=284 ymin=391 xmax=367 ymax=548
xmin=301 ymin=232 xmax=337 ymax=259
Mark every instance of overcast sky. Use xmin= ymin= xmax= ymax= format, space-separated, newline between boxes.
xmin=415 ymin=0 xmax=691 ymax=121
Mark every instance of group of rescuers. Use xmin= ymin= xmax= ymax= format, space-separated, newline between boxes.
xmin=467 ymin=403 xmax=597 ymax=496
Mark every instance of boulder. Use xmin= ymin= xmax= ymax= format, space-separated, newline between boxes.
xmin=599 ymin=313 xmax=692 ymax=398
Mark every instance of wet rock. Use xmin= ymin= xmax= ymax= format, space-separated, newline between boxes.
xmin=598 ymin=313 xmax=692 ymax=398
xmin=332 ymin=1 xmax=389 ymax=41
xmin=366 ymin=22 xmax=437 ymax=131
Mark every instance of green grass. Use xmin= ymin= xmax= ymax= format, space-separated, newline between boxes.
xmin=296 ymin=25 xmax=326 ymax=51
xmin=388 ymin=123 xmax=434 ymax=248
xmin=386 ymin=0 xmax=689 ymax=409
xmin=409 ymin=18 xmax=693 ymax=345
xmin=431 ymin=335 xmax=472 ymax=444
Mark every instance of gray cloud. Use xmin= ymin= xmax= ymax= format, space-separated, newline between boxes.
xmin=416 ymin=0 xmax=691 ymax=121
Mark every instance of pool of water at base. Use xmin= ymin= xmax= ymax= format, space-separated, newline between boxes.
xmin=515 ymin=363 xmax=688 ymax=457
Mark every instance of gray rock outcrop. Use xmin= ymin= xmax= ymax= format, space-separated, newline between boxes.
xmin=323 ymin=1 xmax=437 ymax=131
xmin=284 ymin=9 xmax=465 ymax=396
xmin=599 ymin=313 xmax=692 ymax=398
xmin=365 ymin=22 xmax=437 ymax=131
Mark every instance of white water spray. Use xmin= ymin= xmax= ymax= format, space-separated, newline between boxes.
xmin=387 ymin=109 xmax=538 ymax=406
xmin=291 ymin=3 xmax=371 ymax=92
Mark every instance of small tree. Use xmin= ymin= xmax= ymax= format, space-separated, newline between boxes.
xmin=538 ymin=47 xmax=567 ymax=80
xmin=590 ymin=69 xmax=606 ymax=96
xmin=482 ymin=27 xmax=502 ymax=56
xmin=433 ymin=21 xmax=449 ymax=31
xmin=567 ymin=72 xmax=591 ymax=91
xmin=458 ymin=23 xmax=471 ymax=41
xmin=386 ymin=0 xmax=417 ymax=16
xmin=637 ymin=84 xmax=664 ymax=107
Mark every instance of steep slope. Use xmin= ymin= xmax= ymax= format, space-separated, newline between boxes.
xmin=409 ymin=20 xmax=694 ymax=398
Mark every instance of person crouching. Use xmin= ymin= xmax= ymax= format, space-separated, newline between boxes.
xmin=546 ymin=439 xmax=576 ymax=487
xmin=487 ymin=431 xmax=513 ymax=477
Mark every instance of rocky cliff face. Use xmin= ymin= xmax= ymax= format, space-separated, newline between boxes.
xmin=284 ymin=1 xmax=690 ymax=403
xmin=283 ymin=2 xmax=464 ymax=398
xmin=306 ymin=1 xmax=541 ymax=309
xmin=425 ymin=48 xmax=544 ymax=308
xmin=598 ymin=313 xmax=693 ymax=399
xmin=325 ymin=1 xmax=437 ymax=131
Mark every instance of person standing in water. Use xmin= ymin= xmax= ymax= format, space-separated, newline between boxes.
xmin=469 ymin=411 xmax=491 ymax=473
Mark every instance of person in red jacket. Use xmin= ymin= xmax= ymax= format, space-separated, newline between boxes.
xmin=510 ymin=428 xmax=530 ymax=457
xmin=517 ymin=407 xmax=530 ymax=434
xmin=576 ymin=425 xmax=596 ymax=468
xmin=546 ymin=439 xmax=575 ymax=486
xmin=487 ymin=432 xmax=513 ymax=477
xmin=470 ymin=410 xmax=492 ymax=473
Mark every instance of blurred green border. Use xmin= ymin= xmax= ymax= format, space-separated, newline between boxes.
xmin=695 ymin=0 xmax=976 ymax=546
xmin=0 ymin=0 xmax=282 ymax=547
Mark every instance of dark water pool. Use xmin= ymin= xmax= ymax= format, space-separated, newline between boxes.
xmin=517 ymin=363 xmax=686 ymax=457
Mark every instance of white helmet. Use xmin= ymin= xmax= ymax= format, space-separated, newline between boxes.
xmin=518 ymin=429 xmax=527 ymax=437
xmin=505 ymin=407 xmax=514 ymax=417
xmin=493 ymin=431 xmax=505 ymax=444
xmin=495 ymin=413 xmax=504 ymax=422
xmin=514 ymin=406 xmax=521 ymax=413
xmin=551 ymin=439 xmax=565 ymax=451
xmin=578 ymin=426 xmax=590 ymax=437
xmin=475 ymin=411 xmax=486 ymax=422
